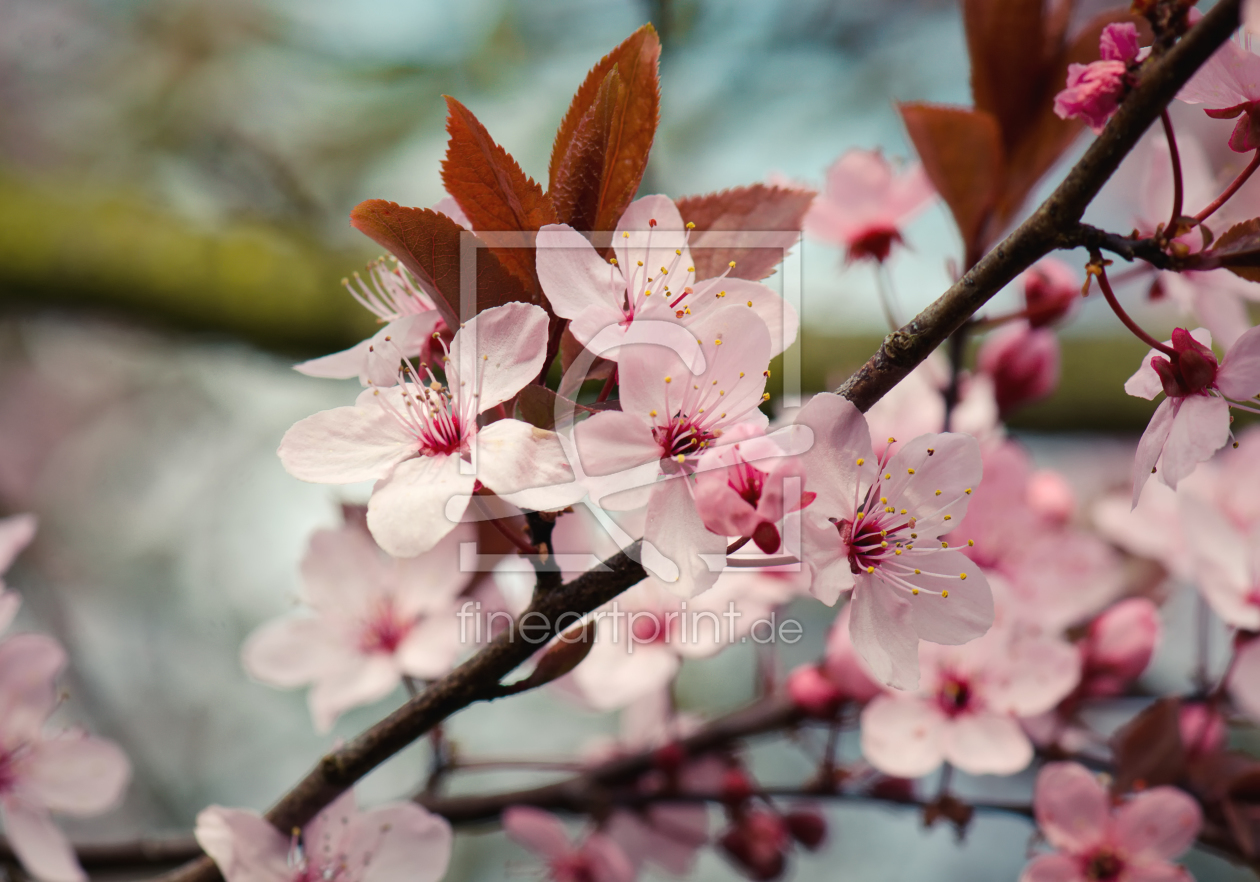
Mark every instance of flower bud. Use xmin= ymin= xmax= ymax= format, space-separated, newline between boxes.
xmin=722 ymin=768 xmax=755 ymax=804
xmin=786 ymin=665 xmax=844 ymax=718
xmin=1179 ymin=702 xmax=1227 ymax=760
xmin=719 ymin=811 xmax=790 ymax=881
xmin=1026 ymin=469 xmax=1076 ymax=525
xmin=977 ymin=322 xmax=1061 ymax=415
xmin=1082 ymin=597 xmax=1161 ymax=696
xmin=784 ymin=808 xmax=828 ymax=851
xmin=1022 ymin=260 xmax=1079 ymax=328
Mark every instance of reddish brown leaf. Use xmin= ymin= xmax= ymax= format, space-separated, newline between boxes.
xmin=676 ymin=184 xmax=817 ymax=281
xmin=514 ymin=384 xmax=606 ymax=432
xmin=500 ymin=621 xmax=597 ymax=695
xmin=900 ymin=103 xmax=1005 ymax=261
xmin=1111 ymin=697 xmax=1186 ymax=795
xmin=440 ymin=96 xmax=555 ymax=291
xmin=1195 ymin=218 xmax=1260 ymax=282
xmin=348 ymin=200 xmax=533 ymax=329
xmin=548 ymin=24 xmax=660 ymax=233
xmin=964 ymin=0 xmax=1050 ymax=153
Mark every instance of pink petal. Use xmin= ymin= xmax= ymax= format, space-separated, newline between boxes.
xmin=0 ymin=634 xmax=65 ymax=747
xmin=986 ymin=636 xmax=1081 ymax=717
xmin=1131 ymin=398 xmax=1177 ymax=508
xmin=798 ymin=520 xmax=855 ymax=606
xmin=1124 ymin=864 xmax=1193 ymax=882
xmin=349 ymin=803 xmax=453 ymax=882
xmin=884 ymin=432 xmax=983 ymax=538
xmin=278 ymin=391 xmax=416 ymax=484
xmin=0 ymin=591 xmax=20 ymax=634
xmin=794 ymin=393 xmax=876 ymax=514
xmin=1178 ymin=35 xmax=1260 ymax=106
xmin=1180 ymin=495 xmax=1258 ymax=628
xmin=301 ymin=526 xmax=387 ymax=616
xmin=708 ymin=277 xmax=799 ymax=357
xmin=1124 ymin=349 xmax=1166 ymax=401
xmin=0 ymin=513 xmax=36 ymax=574
xmin=823 ymin=605 xmax=882 ymax=702
xmin=1019 ymin=854 xmax=1085 ymax=882
xmin=193 ymin=805 xmax=290 ymax=882
xmin=502 ymin=806 xmax=572 ymax=860
xmin=1114 ymin=787 xmax=1202 ymax=861
xmin=1034 ymin=762 xmax=1110 ymax=854
xmin=307 ymin=653 xmax=401 ymax=733
xmin=859 ymin=695 xmax=946 ymax=777
xmin=394 ymin=614 xmax=461 ymax=680
xmin=536 ymin=225 xmax=625 ymax=321
xmin=583 ymin=832 xmax=637 ymax=882
xmin=1157 ymin=394 xmax=1230 ymax=491
xmin=302 ymin=789 xmax=356 ymax=863
xmin=1 ymin=798 xmax=87 ymax=882
xmin=904 ymin=550 xmax=994 ymax=647
xmin=1217 ymin=323 xmax=1260 ymax=400
xmin=613 ymin=196 xmax=691 ymax=284
xmin=473 ymin=419 xmax=581 ymax=511
xmin=446 ymin=303 xmax=549 ymax=413
xmin=571 ymin=637 xmax=681 ymax=711
xmin=941 ymin=712 xmax=1033 ymax=775
xmin=572 ymin=411 xmax=661 ymax=478
xmin=295 ymin=313 xmax=442 ymax=387
xmin=241 ymin=616 xmax=344 ymax=689
xmin=643 ymin=477 xmax=726 ymax=598
xmin=19 ymin=735 xmax=130 ymax=814
xmin=366 ymin=453 xmax=475 ymax=558
xmin=849 ymin=578 xmax=920 ymax=689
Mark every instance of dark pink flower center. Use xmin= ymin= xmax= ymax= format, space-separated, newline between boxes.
xmin=654 ymin=415 xmax=717 ymax=460
xmin=0 ymin=749 xmax=14 ymax=795
xmin=935 ymin=674 xmax=976 ymax=718
xmin=1083 ymin=849 xmax=1124 ymax=881
xmin=1150 ymin=328 xmax=1219 ymax=398
xmin=359 ymin=599 xmax=413 ymax=655
xmin=837 ymin=505 xmax=915 ymax=575
xmin=847 ymin=226 xmax=902 ymax=263
xmin=631 ymin=612 xmax=672 ymax=643
xmin=551 ymin=854 xmax=599 ymax=882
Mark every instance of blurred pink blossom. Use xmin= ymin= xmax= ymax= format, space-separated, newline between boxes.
xmin=1178 ymin=24 xmax=1260 ymax=151
xmin=242 ymin=519 xmax=474 ymax=732
xmin=1080 ymin=598 xmax=1161 ymax=697
xmin=0 ymin=513 xmax=35 ymax=631
xmin=1021 ymin=762 xmax=1200 ymax=882
xmin=1054 ymin=24 xmax=1141 ymax=133
xmin=195 ymin=790 xmax=451 ymax=882
xmin=977 ymin=321 xmax=1061 ymax=415
xmin=1026 ymin=469 xmax=1076 ymax=525
xmin=860 ymin=629 xmax=1079 ymax=777
xmin=1021 ymin=259 xmax=1080 ymax=328
xmin=795 ymin=393 xmax=994 ymax=690
xmin=1180 ymin=702 xmax=1227 ymax=760
xmin=503 ymin=807 xmax=635 ymax=882
xmin=1181 ymin=493 xmax=1260 ymax=630
xmin=718 ymin=809 xmax=791 ymax=881
xmin=1229 ymin=636 xmax=1260 ymax=723
xmin=804 ymin=150 xmax=935 ymax=262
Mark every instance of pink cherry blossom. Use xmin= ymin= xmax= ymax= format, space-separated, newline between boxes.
xmin=718 ymin=809 xmax=791 ymax=880
xmin=536 ymin=194 xmax=798 ymax=360
xmin=803 ymin=150 xmax=935 ymax=262
xmin=0 ymin=634 xmax=131 ymax=882
xmin=1021 ymin=762 xmax=1200 ymax=882
xmin=294 ymin=259 xmax=445 ymax=387
xmin=572 ymin=305 xmax=773 ymax=596
xmin=1022 ymin=259 xmax=1081 ymax=328
xmin=1054 ymin=24 xmax=1142 ymax=133
xmin=567 ymin=572 xmax=795 ymax=710
xmin=1027 ymin=469 xmax=1076 ymax=525
xmin=794 ymin=392 xmax=994 ymax=690
xmin=693 ymin=424 xmax=815 ymax=554
xmin=0 ymin=513 xmax=36 ymax=632
xmin=280 ymin=301 xmax=580 ymax=558
xmin=1180 ymin=702 xmax=1227 ymax=760
xmin=1079 ymin=598 xmax=1161 ymax=698
xmin=242 ymin=519 xmax=474 ymax=732
xmin=1125 ymin=325 xmax=1260 ymax=506
xmin=860 ymin=628 xmax=1079 ymax=777
xmin=195 ymin=790 xmax=452 ymax=882
xmin=503 ymin=806 xmax=635 ymax=882
xmin=1178 ymin=23 xmax=1260 ymax=151
xmin=1180 ymin=493 xmax=1260 ymax=630
xmin=977 ymin=321 xmax=1061 ymax=415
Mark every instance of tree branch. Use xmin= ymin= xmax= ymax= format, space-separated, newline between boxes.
xmin=152 ymin=4 xmax=1243 ymax=880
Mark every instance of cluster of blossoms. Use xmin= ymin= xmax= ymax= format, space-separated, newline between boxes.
xmin=0 ymin=516 xmax=130 ymax=882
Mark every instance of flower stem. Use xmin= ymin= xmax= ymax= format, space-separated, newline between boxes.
xmin=1161 ymin=110 xmax=1185 ymax=235
xmin=1094 ymin=261 xmax=1177 ymax=357
xmin=486 ymin=513 xmax=538 ymax=555
xmin=595 ymin=367 xmax=618 ymax=403
xmin=1193 ymin=148 xmax=1260 ymax=224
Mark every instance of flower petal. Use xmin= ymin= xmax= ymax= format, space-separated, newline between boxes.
xmin=307 ymin=653 xmax=400 ymax=733
xmin=474 ymin=419 xmax=581 ymax=511
xmin=849 ymin=578 xmax=919 ymax=690
xmin=279 ymin=392 xmax=415 ymax=484
xmin=367 ymin=453 xmax=475 ymax=558
xmin=352 ymin=803 xmax=454 ymax=882
xmin=502 ymin=806 xmax=572 ymax=860
xmin=1 ymin=798 xmax=87 ymax=882
xmin=0 ymin=591 xmax=20 ymax=634
xmin=0 ymin=634 xmax=64 ymax=747
xmin=1217 ymin=323 xmax=1260 ymax=400
xmin=193 ymin=805 xmax=290 ymax=882
xmin=241 ymin=616 xmax=345 ymax=689
xmin=19 ymin=735 xmax=130 ymax=814
xmin=941 ymin=712 xmax=1033 ymax=775
xmin=0 ymin=514 xmax=36 ymax=574
xmin=1033 ymin=762 xmax=1110 ymax=854
xmin=536 ymin=224 xmax=624 ymax=321
xmin=395 ymin=615 xmax=462 ymax=680
xmin=1019 ymin=854 xmax=1085 ymax=882
xmin=1158 ymin=394 xmax=1230 ymax=491
xmin=446 ymin=302 xmax=549 ymax=413
xmin=859 ymin=695 xmax=946 ymax=777
xmin=794 ymin=392 xmax=876 ymax=514
xmin=905 ymin=550 xmax=993 ymax=646
xmin=643 ymin=477 xmax=726 ymax=598
xmin=1131 ymin=398 xmax=1177 ymax=508
xmin=1114 ymin=786 xmax=1202 ymax=861
xmin=571 ymin=639 xmax=681 ymax=711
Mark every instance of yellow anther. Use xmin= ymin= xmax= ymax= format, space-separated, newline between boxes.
xmin=650 ymin=409 xmax=658 ymax=417
xmin=714 ymin=339 xmax=723 ymax=345
xmin=967 ymin=539 xmax=974 ymax=547
xmin=941 ymin=541 xmax=949 ymax=548
xmin=944 ymin=514 xmax=952 ymax=521
xmin=914 ymin=569 xmax=921 ymax=575
xmin=959 ymin=573 xmax=967 ymax=580
xmin=900 ymin=509 xmax=907 ymax=515
xmin=856 ymin=458 xmax=865 ymax=466
xmin=739 ymin=371 xmax=745 ymax=377
xmin=676 ymin=454 xmax=685 ymax=463
xmin=637 ymin=260 xmax=643 ymax=266
xmin=623 ymin=231 xmax=630 ymax=238
xmin=866 ymin=566 xmax=874 ymax=574
xmin=880 ymin=497 xmax=888 ymax=504
xmin=908 ymin=468 xmax=915 ymax=475
xmin=856 ymin=512 xmax=864 ymax=519
xmin=687 ymin=266 xmax=694 ymax=272
xmin=880 ymin=541 xmax=888 ymax=548
xmin=729 ymin=260 xmax=737 ymax=268
xmin=934 ymin=490 xmax=942 ymax=496
xmin=965 ymin=488 xmax=972 ymax=495
xmin=942 ymin=589 xmax=949 ymax=598
xmin=895 ymin=549 xmax=903 ymax=556
xmin=718 ymin=291 xmax=726 ymax=297
xmin=911 ymin=533 xmax=917 ymax=538
xmin=888 ymin=437 xmax=896 ymax=443
xmin=762 ymin=392 xmax=771 ymax=401
xmin=665 ymin=376 xmax=672 ymax=383
xmin=884 ymin=473 xmax=892 ymax=480
xmin=610 ymin=257 xmax=618 ymax=265
xmin=747 ymin=300 xmax=753 ymax=307
xmin=927 ymin=447 xmax=935 ymax=455
xmin=911 ymin=587 xmax=918 ymax=594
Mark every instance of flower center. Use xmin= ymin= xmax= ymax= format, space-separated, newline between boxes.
xmin=552 ymin=855 xmax=599 ymax=882
xmin=847 ymin=226 xmax=902 ymax=263
xmin=359 ymin=598 xmax=413 ymax=655
xmin=1084 ymin=849 xmax=1124 ymax=881
xmin=935 ymin=674 xmax=976 ymax=718
xmin=653 ymin=415 xmax=717 ymax=460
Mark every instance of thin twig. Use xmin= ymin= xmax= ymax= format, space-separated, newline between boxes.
xmin=1161 ymin=109 xmax=1185 ymax=236
xmin=1093 ymin=259 xmax=1177 ymax=356
xmin=1194 ymin=149 xmax=1260 ymax=224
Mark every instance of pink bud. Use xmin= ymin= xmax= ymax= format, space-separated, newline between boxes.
xmin=1054 ymin=60 xmax=1128 ymax=133
xmin=1082 ymin=597 xmax=1161 ymax=696
xmin=1099 ymin=22 xmax=1141 ymax=64
xmin=722 ymin=768 xmax=755 ymax=804
xmin=1026 ymin=469 xmax=1076 ymax=525
xmin=977 ymin=322 xmax=1060 ymax=415
xmin=1022 ymin=260 xmax=1079 ymax=328
xmin=784 ymin=808 xmax=827 ymax=851
xmin=1179 ymin=702 xmax=1227 ymax=759
xmin=786 ymin=665 xmax=843 ymax=718
xmin=719 ymin=811 xmax=790 ymax=881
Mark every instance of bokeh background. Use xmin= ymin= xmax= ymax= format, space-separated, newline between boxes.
xmin=0 ymin=0 xmax=1255 ymax=879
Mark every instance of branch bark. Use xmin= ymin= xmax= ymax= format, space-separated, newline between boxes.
xmin=152 ymin=3 xmax=1242 ymax=880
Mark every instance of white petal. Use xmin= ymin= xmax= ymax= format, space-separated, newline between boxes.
xmin=536 ymin=225 xmax=624 ymax=320
xmin=446 ymin=303 xmax=549 ymax=412
xmin=859 ymin=696 xmax=946 ymax=777
xmin=194 ymin=806 xmax=290 ymax=882
xmin=367 ymin=454 xmax=475 ymax=558
xmin=474 ymin=419 xmax=582 ymax=511
xmin=1 ymin=799 xmax=86 ymax=882
xmin=279 ymin=396 xmax=415 ymax=484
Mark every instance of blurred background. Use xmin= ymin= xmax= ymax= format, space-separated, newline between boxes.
xmin=0 ymin=0 xmax=1255 ymax=879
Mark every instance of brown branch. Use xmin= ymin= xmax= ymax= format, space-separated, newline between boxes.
xmin=152 ymin=4 xmax=1243 ymax=880
xmin=836 ymin=0 xmax=1241 ymax=410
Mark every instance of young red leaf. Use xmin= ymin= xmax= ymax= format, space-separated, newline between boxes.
xmin=964 ymin=0 xmax=1050 ymax=152
xmin=1193 ymin=217 xmax=1260 ymax=282
xmin=348 ymin=200 xmax=533 ymax=328
xmin=440 ymin=96 xmax=556 ymax=292
xmin=549 ymin=24 xmax=660 ymax=233
xmin=1110 ymin=697 xmax=1186 ymax=795
xmin=676 ymin=183 xmax=817 ymax=281
xmin=899 ymin=103 xmax=1005 ymax=262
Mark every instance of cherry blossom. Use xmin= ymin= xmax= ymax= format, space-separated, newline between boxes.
xmin=1021 ymin=762 xmax=1200 ymax=882
xmin=794 ymin=392 xmax=994 ymax=689
xmin=803 ymin=150 xmax=935 ymax=262
xmin=294 ymin=259 xmax=445 ymax=387
xmin=502 ymin=806 xmax=635 ymax=882
xmin=1054 ymin=24 xmax=1141 ymax=133
xmin=0 ymin=513 xmax=36 ymax=631
xmin=693 ymin=423 xmax=815 ymax=554
xmin=280 ymin=301 xmax=581 ymax=557
xmin=0 ymin=634 xmax=131 ymax=882
xmin=572 ymin=305 xmax=773 ymax=596
xmin=536 ymin=194 xmax=797 ymax=361
xmin=195 ymin=790 xmax=452 ymax=882
xmin=1180 ymin=492 xmax=1260 ymax=630
xmin=718 ymin=809 xmax=792 ymax=880
xmin=1021 ymin=259 xmax=1081 ymax=328
xmin=1079 ymin=598 xmax=1161 ymax=698
xmin=1178 ymin=23 xmax=1260 ymax=152
xmin=977 ymin=321 xmax=1061 ymax=415
xmin=242 ymin=519 xmax=474 ymax=732
xmin=1125 ymin=325 xmax=1260 ymax=506
xmin=860 ymin=628 xmax=1080 ymax=777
